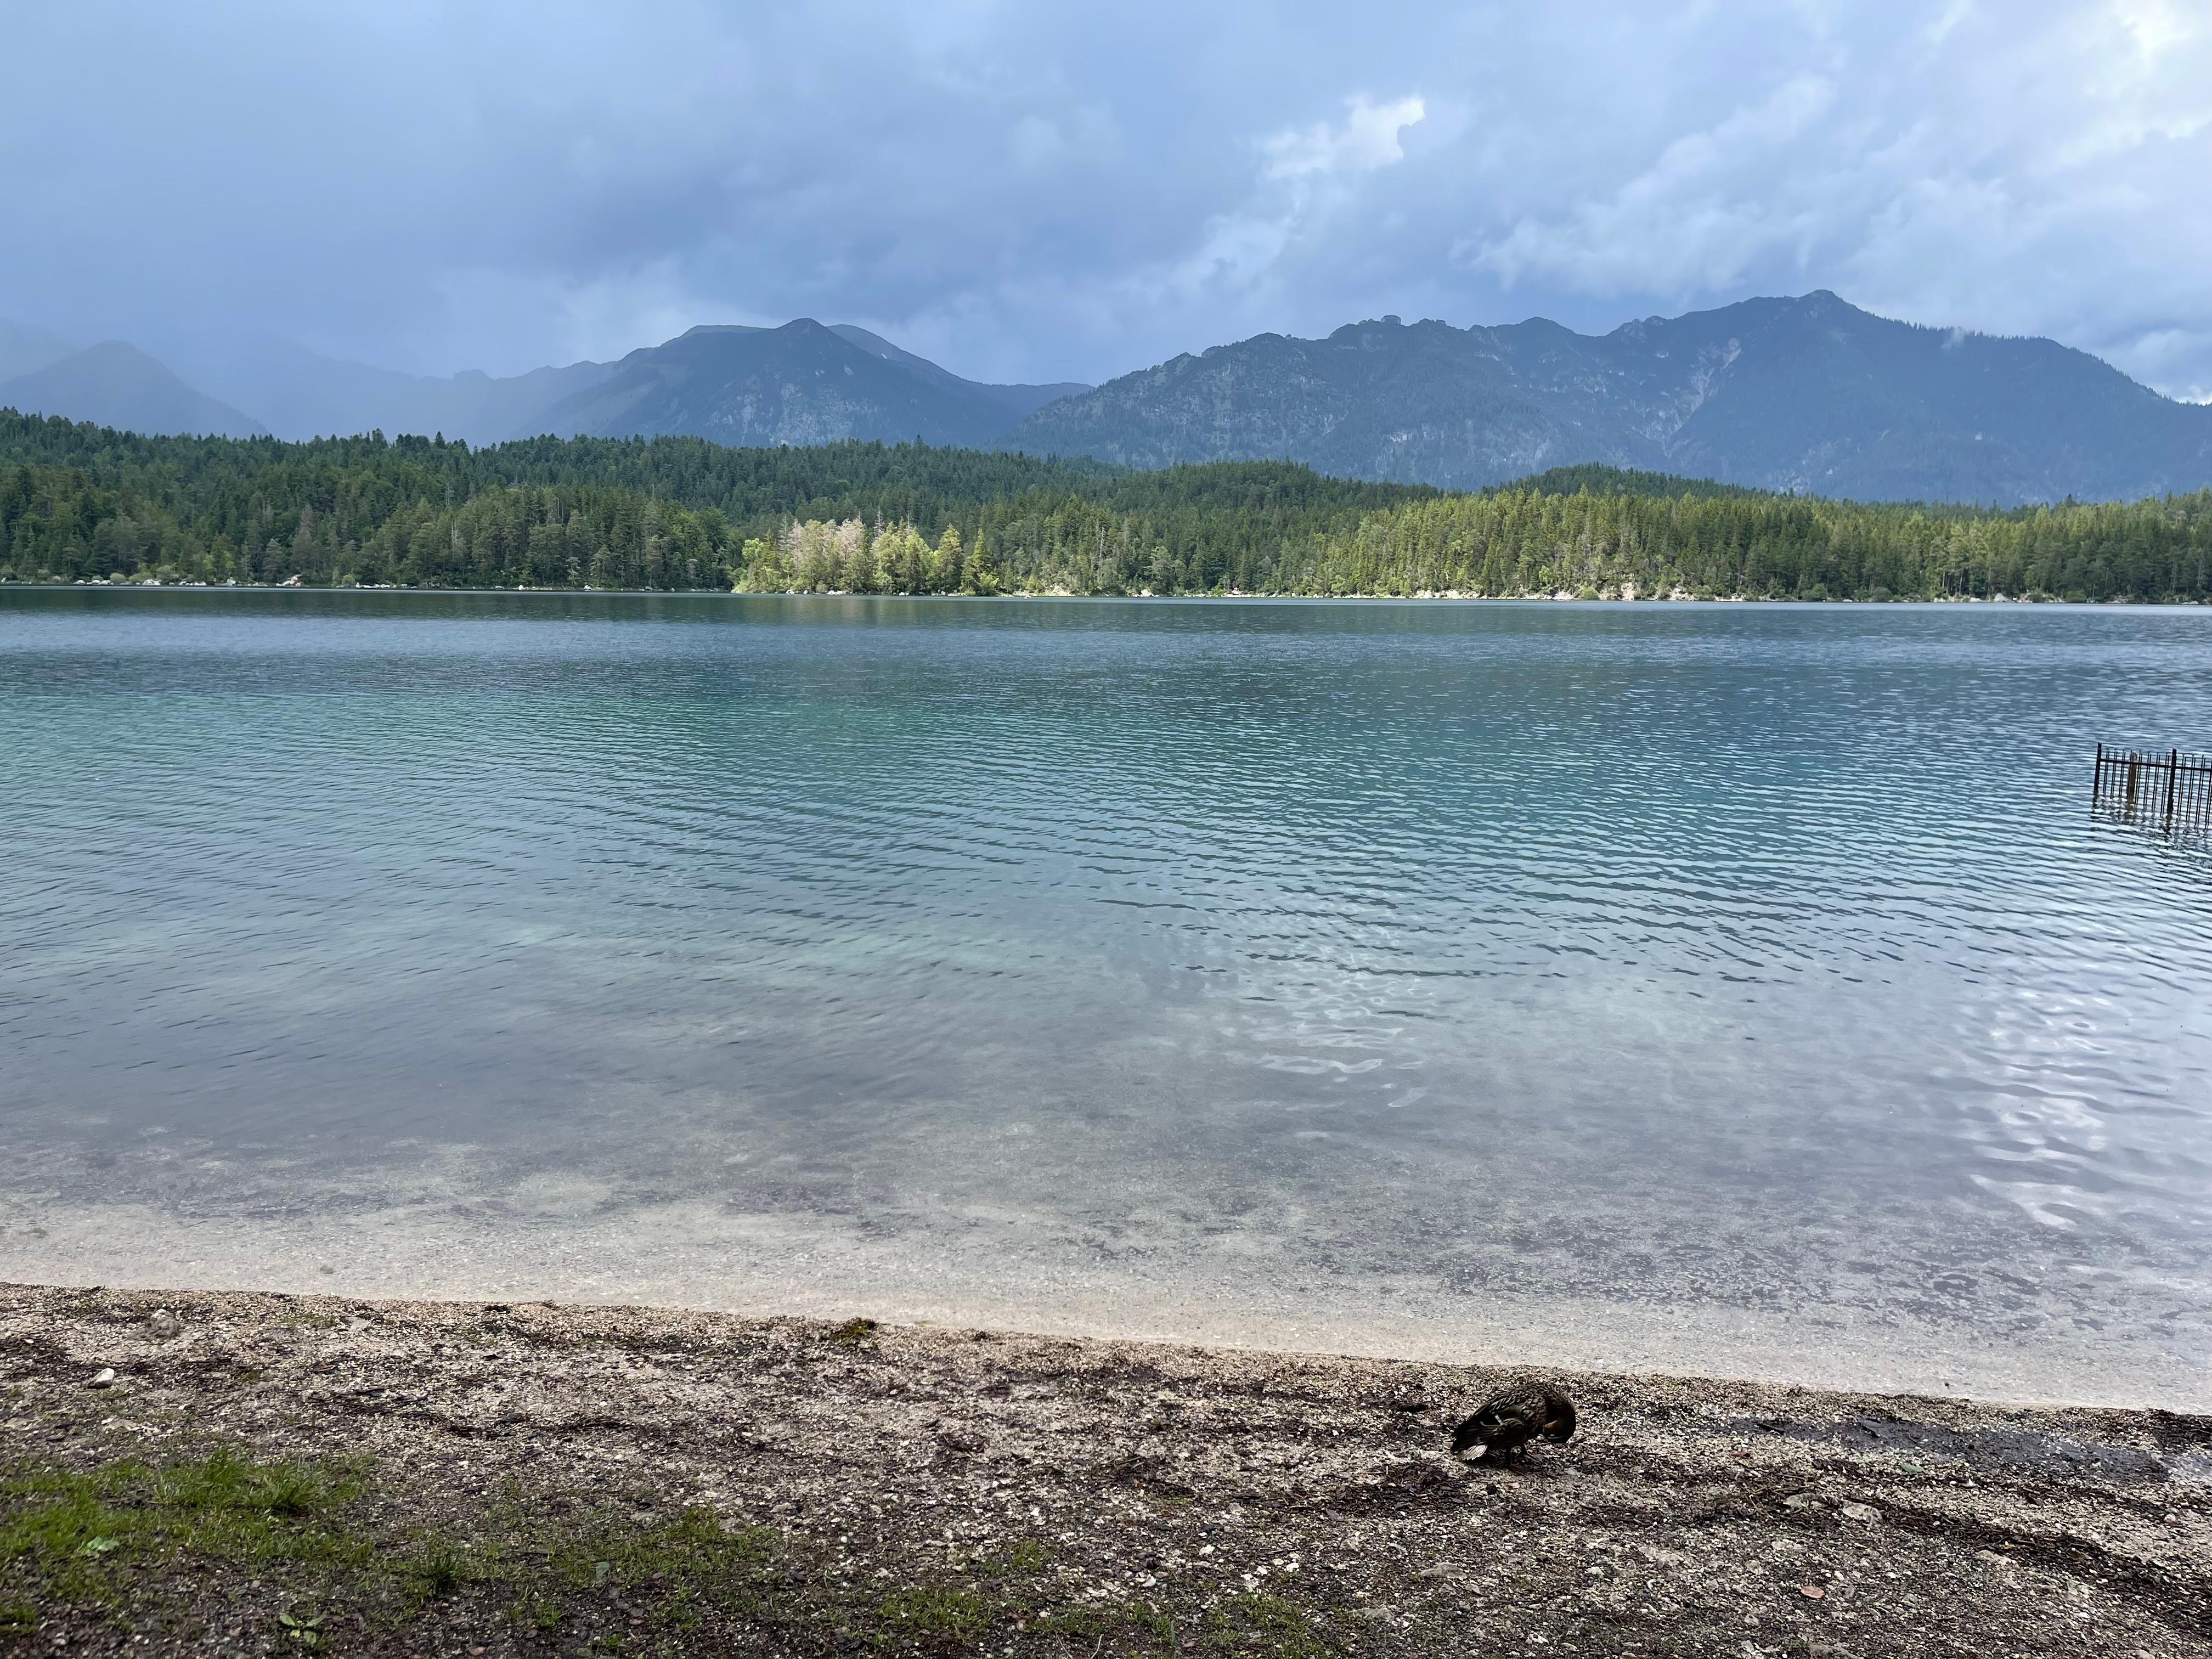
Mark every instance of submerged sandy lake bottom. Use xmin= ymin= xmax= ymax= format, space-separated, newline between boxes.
xmin=3 ymin=589 xmax=2207 ymax=1405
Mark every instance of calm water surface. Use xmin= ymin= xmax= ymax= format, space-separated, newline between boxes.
xmin=3 ymin=589 xmax=2208 ymax=1403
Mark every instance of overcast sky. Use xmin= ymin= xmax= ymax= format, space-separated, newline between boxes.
xmin=4 ymin=0 xmax=2208 ymax=397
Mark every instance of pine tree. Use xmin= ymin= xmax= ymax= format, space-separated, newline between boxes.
xmin=931 ymin=524 xmax=963 ymax=592
xmin=962 ymin=530 xmax=1000 ymax=595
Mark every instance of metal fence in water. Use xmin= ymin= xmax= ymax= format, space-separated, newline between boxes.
xmin=2093 ymin=743 xmax=2212 ymax=836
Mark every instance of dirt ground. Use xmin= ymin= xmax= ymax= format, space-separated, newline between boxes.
xmin=0 ymin=1282 xmax=2204 ymax=1658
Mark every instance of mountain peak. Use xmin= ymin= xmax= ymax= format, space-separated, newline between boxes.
xmin=531 ymin=319 xmax=1089 ymax=448
xmin=0 ymin=340 xmax=267 ymax=438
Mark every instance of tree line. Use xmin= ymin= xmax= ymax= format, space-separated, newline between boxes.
xmin=1276 ymin=484 xmax=2212 ymax=602
xmin=3 ymin=409 xmax=2210 ymax=602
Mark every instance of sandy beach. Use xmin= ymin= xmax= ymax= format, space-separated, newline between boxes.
xmin=1 ymin=1281 xmax=2204 ymax=1657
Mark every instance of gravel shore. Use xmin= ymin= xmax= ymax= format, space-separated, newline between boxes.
xmin=1 ymin=1283 xmax=2204 ymax=1657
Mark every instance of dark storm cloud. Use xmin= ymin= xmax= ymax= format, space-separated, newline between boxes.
xmin=3 ymin=0 xmax=2208 ymax=397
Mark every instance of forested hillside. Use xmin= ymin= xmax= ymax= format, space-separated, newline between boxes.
xmin=4 ymin=410 xmax=2210 ymax=602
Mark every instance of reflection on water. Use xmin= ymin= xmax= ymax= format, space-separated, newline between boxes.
xmin=2 ymin=589 xmax=2208 ymax=1404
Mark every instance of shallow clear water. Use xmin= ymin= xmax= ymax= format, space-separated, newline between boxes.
xmin=2 ymin=589 xmax=2208 ymax=1403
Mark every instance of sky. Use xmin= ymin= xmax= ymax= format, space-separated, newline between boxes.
xmin=3 ymin=0 xmax=2209 ymax=398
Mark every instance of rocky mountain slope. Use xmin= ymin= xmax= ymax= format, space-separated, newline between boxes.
xmin=826 ymin=323 xmax=1087 ymax=425
xmin=1009 ymin=292 xmax=2212 ymax=504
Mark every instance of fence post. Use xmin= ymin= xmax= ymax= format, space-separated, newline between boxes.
xmin=2167 ymin=748 xmax=2180 ymax=832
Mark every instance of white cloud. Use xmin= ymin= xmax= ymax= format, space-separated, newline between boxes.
xmin=1126 ymin=93 xmax=1429 ymax=312
xmin=1264 ymin=94 xmax=1427 ymax=181
xmin=1463 ymin=76 xmax=1843 ymax=297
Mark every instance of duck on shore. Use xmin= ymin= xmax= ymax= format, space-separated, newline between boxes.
xmin=1452 ymin=1381 xmax=1577 ymax=1464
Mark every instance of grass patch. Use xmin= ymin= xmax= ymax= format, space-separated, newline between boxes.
xmin=979 ymin=1536 xmax=1050 ymax=1577
xmin=0 ymin=1448 xmax=373 ymax=1646
xmin=151 ymin=1447 xmax=343 ymax=1525
xmin=544 ymin=1503 xmax=781 ymax=1629
xmin=1 ymin=1444 xmax=1346 ymax=1657
xmin=405 ymin=1538 xmax=471 ymax=1601
xmin=509 ymin=1596 xmax=564 ymax=1634
xmin=874 ymin=1582 xmax=991 ymax=1643
xmin=1205 ymin=1592 xmax=1339 ymax=1658
xmin=0 ymin=1471 xmax=139 ymax=1602
xmin=0 ymin=1447 xmax=365 ymax=1610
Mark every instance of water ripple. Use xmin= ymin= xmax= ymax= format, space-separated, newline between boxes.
xmin=2 ymin=590 xmax=2208 ymax=1393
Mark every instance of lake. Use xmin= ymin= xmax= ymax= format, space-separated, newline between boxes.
xmin=2 ymin=588 xmax=2207 ymax=1406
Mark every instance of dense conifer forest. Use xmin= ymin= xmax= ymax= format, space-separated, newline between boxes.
xmin=4 ymin=410 xmax=2210 ymax=602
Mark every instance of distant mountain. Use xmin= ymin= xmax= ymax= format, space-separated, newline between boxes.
xmin=0 ymin=319 xmax=75 ymax=383
xmin=0 ymin=341 xmax=267 ymax=439
xmin=533 ymin=319 xmax=1092 ymax=448
xmin=162 ymin=323 xmax=1087 ymax=447
xmin=1009 ymin=292 xmax=2212 ymax=505
xmin=165 ymin=335 xmax=617 ymax=445
xmin=10 ymin=319 xmax=1088 ymax=447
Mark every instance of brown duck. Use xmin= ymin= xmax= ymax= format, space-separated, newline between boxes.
xmin=1451 ymin=1380 xmax=1577 ymax=1464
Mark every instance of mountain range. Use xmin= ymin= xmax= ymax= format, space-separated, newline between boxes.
xmin=4 ymin=293 xmax=2210 ymax=504
xmin=1009 ymin=292 xmax=2212 ymax=504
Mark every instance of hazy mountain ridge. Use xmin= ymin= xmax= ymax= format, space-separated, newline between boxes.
xmin=0 ymin=342 xmax=266 ymax=439
xmin=162 ymin=336 xmax=620 ymax=446
xmin=1009 ymin=292 xmax=2212 ymax=505
xmin=91 ymin=320 xmax=1093 ymax=449
xmin=0 ymin=320 xmax=75 ymax=383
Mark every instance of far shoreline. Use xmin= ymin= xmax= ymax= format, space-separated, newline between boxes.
xmin=5 ymin=577 xmax=2210 ymax=607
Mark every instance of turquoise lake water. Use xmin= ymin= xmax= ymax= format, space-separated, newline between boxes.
xmin=2 ymin=589 xmax=2207 ymax=1404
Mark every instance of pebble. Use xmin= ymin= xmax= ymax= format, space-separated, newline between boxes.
xmin=85 ymin=1368 xmax=116 ymax=1390
xmin=1839 ymin=1502 xmax=1881 ymax=1523
xmin=147 ymin=1310 xmax=184 ymax=1340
